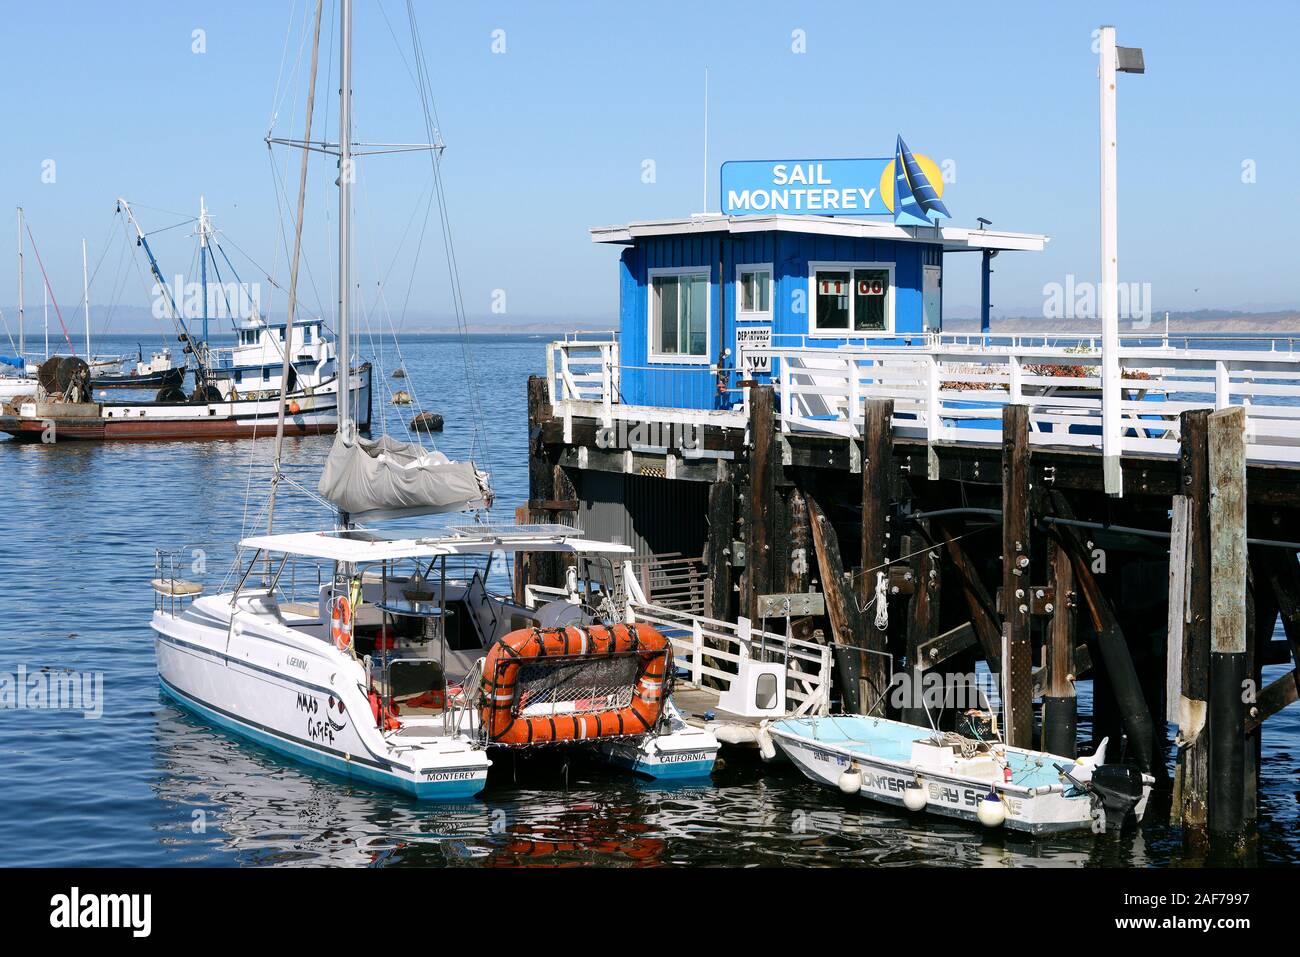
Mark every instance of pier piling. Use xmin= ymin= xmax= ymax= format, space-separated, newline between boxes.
xmin=1208 ymin=406 xmax=1248 ymax=842
xmin=1043 ymin=538 xmax=1078 ymax=757
xmin=1001 ymin=404 xmax=1034 ymax=748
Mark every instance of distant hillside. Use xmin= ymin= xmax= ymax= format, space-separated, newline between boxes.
xmin=946 ymin=309 xmax=1300 ymax=334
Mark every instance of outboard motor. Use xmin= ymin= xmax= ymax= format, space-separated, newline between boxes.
xmin=1087 ymin=764 xmax=1145 ymax=832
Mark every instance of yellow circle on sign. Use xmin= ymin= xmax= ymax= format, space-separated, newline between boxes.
xmin=879 ymin=153 xmax=945 ymax=213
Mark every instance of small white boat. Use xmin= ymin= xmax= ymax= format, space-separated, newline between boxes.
xmin=766 ymin=713 xmax=1152 ymax=836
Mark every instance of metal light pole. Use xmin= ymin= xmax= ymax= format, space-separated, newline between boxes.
xmin=1098 ymin=25 xmax=1144 ymax=496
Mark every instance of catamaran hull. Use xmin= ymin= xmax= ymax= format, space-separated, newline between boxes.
xmin=0 ymin=366 xmax=372 ymax=442
xmin=152 ymin=606 xmax=489 ymax=801
xmin=769 ymin=726 xmax=1150 ymax=836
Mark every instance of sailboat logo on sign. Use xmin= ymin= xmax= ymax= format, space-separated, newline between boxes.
xmin=720 ymin=136 xmax=950 ymax=226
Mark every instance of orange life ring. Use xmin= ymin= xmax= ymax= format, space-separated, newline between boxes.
xmin=288 ymin=400 xmax=301 ymax=414
xmin=479 ymin=623 xmax=670 ymax=746
xmin=330 ymin=595 xmax=353 ymax=651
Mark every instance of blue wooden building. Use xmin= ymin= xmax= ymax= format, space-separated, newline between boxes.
xmin=591 ymin=214 xmax=1046 ymax=410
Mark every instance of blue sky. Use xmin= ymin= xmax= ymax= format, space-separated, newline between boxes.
xmin=1 ymin=0 xmax=1297 ymax=336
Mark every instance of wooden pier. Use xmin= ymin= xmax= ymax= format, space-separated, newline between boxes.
xmin=523 ymin=333 xmax=1300 ymax=850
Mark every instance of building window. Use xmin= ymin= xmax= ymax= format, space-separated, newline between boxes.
xmin=737 ymin=265 xmax=772 ymax=317
xmin=809 ymin=263 xmax=893 ymax=336
xmin=648 ymin=269 xmax=709 ymax=362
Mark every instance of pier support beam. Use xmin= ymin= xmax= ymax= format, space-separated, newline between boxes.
xmin=937 ymin=518 xmax=1002 ymax=672
xmin=1042 ymin=539 xmax=1078 ymax=757
xmin=855 ymin=398 xmax=894 ymax=714
xmin=744 ymin=385 xmax=777 ymax=622
xmin=1208 ymin=406 xmax=1249 ymax=843
xmin=903 ymin=533 xmax=940 ymax=727
xmin=1058 ymin=523 xmax=1156 ymax=772
xmin=1001 ymin=405 xmax=1034 ymax=749
xmin=1173 ymin=410 xmax=1211 ymax=835
xmin=705 ymin=477 xmax=735 ymax=623
xmin=526 ymin=375 xmax=562 ymax=589
xmin=807 ymin=492 xmax=866 ymax=713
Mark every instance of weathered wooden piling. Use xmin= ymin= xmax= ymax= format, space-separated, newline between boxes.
xmin=1207 ymin=406 xmax=1248 ymax=841
xmin=902 ymin=532 xmax=940 ymax=726
xmin=857 ymin=398 xmax=895 ymax=712
xmin=705 ymin=477 xmax=735 ymax=622
xmin=1001 ymin=405 xmax=1034 ymax=748
xmin=1042 ymin=539 xmax=1078 ymax=757
xmin=1172 ymin=409 xmax=1212 ymax=833
xmin=744 ymin=385 xmax=776 ymax=623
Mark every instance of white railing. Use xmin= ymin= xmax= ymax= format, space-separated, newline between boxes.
xmin=625 ymin=599 xmax=833 ymax=718
xmin=761 ymin=336 xmax=1300 ymax=465
xmin=545 ymin=332 xmax=1300 ymax=466
xmin=546 ymin=334 xmax=620 ymax=428
xmin=520 ymin=564 xmax=832 ymax=718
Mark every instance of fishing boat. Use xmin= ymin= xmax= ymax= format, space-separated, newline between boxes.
xmin=150 ymin=0 xmax=716 ymax=800
xmin=765 ymin=713 xmax=1153 ymax=835
xmin=0 ymin=197 xmax=371 ymax=442
xmin=89 ymin=346 xmax=182 ymax=390
xmin=0 ymin=354 xmax=37 ymax=402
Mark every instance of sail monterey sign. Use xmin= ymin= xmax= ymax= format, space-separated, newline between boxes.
xmin=721 ymin=136 xmax=950 ymax=227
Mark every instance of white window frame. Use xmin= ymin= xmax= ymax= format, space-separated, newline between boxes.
xmin=807 ymin=261 xmax=896 ymax=338
xmin=647 ymin=265 xmax=711 ymax=364
xmin=735 ymin=262 xmax=774 ymax=320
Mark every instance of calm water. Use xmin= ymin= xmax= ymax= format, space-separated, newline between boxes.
xmin=1 ymin=334 xmax=1296 ymax=867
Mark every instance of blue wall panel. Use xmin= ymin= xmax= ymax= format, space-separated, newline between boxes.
xmin=616 ymin=229 xmax=942 ymax=409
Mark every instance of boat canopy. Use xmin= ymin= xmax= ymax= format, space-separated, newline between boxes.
xmin=238 ymin=527 xmax=633 ymax=563
xmin=0 ymin=355 xmax=25 ymax=370
xmin=317 ymin=433 xmax=493 ymax=522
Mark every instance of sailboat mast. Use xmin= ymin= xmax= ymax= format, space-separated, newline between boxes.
xmin=16 ymin=208 xmax=23 ymax=361
xmin=337 ymin=0 xmax=353 ymax=447
xmin=265 ymin=0 xmax=324 ymax=537
xmin=82 ymin=239 xmax=90 ymax=360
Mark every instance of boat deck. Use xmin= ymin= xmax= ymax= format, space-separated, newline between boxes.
xmin=672 ymin=684 xmax=760 ymax=728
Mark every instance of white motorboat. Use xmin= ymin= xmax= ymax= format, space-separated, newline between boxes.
xmin=148 ymin=0 xmax=716 ymax=801
xmin=766 ymin=713 xmax=1153 ymax=836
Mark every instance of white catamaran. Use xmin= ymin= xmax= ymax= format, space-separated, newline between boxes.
xmin=150 ymin=0 xmax=717 ymax=801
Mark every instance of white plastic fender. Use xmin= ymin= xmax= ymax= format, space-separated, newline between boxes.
xmin=977 ymin=791 xmax=1007 ymax=827
xmin=903 ymin=780 xmax=927 ymax=812
xmin=837 ymin=763 xmax=863 ymax=795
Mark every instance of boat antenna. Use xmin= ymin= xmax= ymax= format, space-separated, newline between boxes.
xmin=265 ymin=0 xmax=325 ymax=537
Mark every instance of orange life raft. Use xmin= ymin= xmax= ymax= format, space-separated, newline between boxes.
xmin=479 ymin=623 xmax=671 ymax=746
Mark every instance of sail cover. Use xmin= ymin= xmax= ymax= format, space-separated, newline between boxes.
xmin=317 ymin=433 xmax=492 ymax=522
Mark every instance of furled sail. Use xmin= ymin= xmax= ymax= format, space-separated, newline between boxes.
xmin=317 ymin=433 xmax=492 ymax=522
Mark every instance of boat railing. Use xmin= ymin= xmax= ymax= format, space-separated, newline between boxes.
xmin=624 ymin=596 xmax=833 ymax=718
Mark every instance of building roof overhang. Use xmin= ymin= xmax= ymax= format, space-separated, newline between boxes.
xmin=590 ymin=213 xmax=1047 ymax=253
